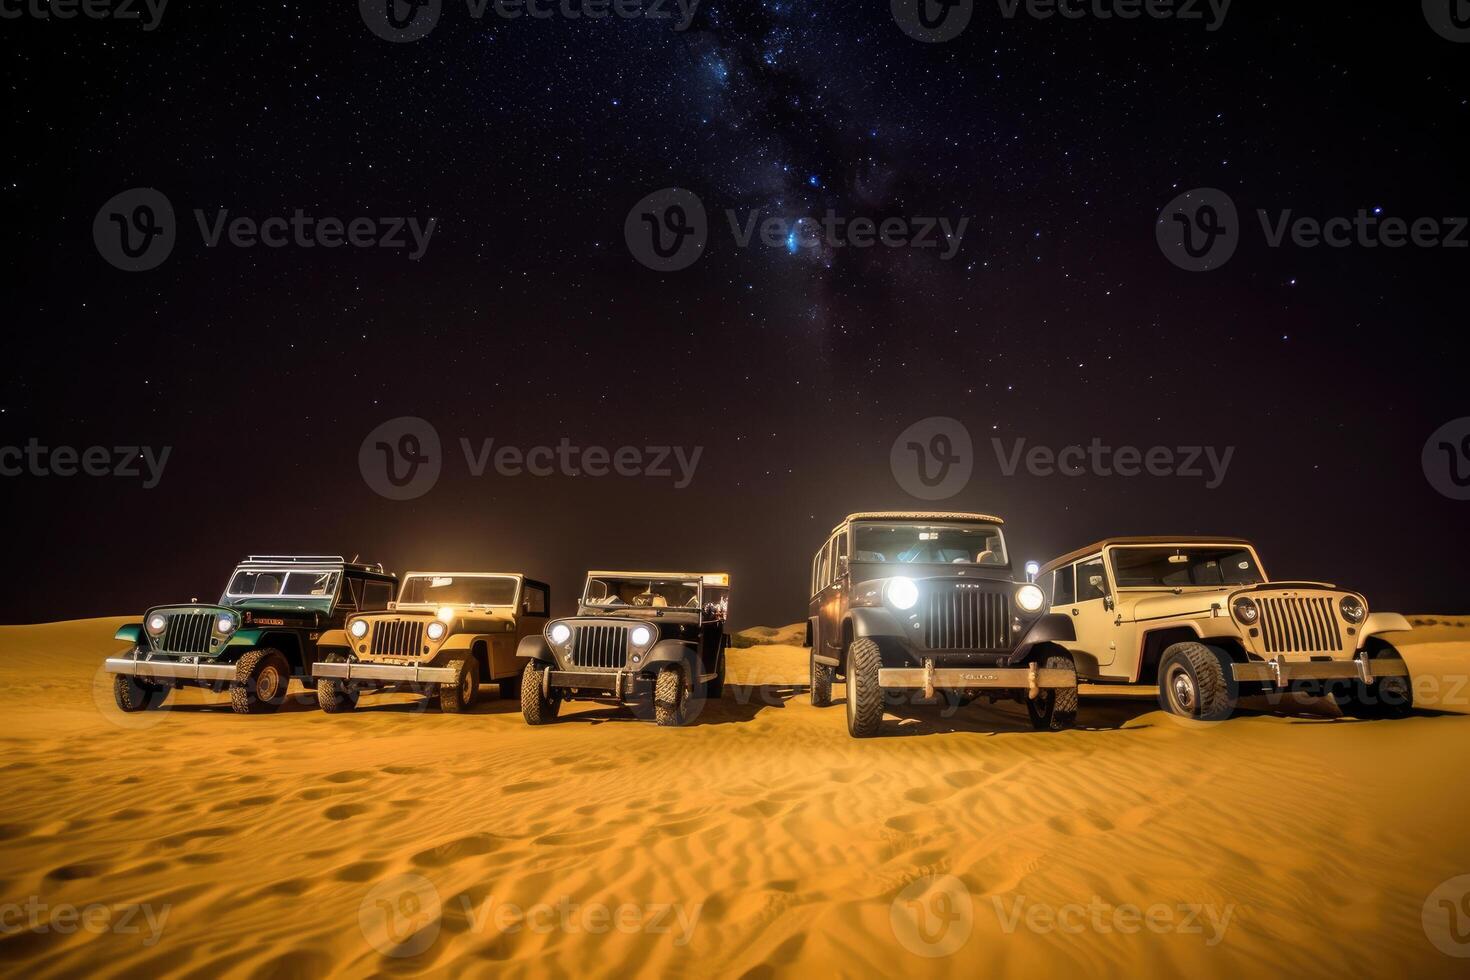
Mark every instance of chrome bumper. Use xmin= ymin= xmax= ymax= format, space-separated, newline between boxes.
xmin=1232 ymin=653 xmax=1411 ymax=686
xmin=546 ymin=669 xmax=633 ymax=695
xmin=878 ymin=663 xmax=1076 ymax=699
xmin=311 ymin=661 xmax=459 ymax=684
xmin=104 ymin=657 xmax=236 ymax=683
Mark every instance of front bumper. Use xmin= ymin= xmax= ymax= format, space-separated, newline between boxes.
xmin=105 ymin=657 xmax=236 ymax=683
xmin=878 ymin=662 xmax=1075 ymax=699
xmin=1232 ymin=653 xmax=1410 ymax=686
xmin=543 ymin=669 xmax=647 ymax=698
xmin=312 ymin=661 xmax=459 ymax=684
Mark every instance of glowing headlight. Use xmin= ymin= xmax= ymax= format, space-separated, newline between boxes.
xmin=349 ymin=619 xmax=369 ymax=639
xmin=146 ymin=614 xmax=167 ymax=635
xmin=436 ymin=607 xmax=455 ymax=623
xmin=1339 ymin=596 xmax=1366 ymax=624
xmin=1016 ymin=584 xmax=1045 ymax=613
xmin=1233 ymin=597 xmax=1259 ymax=625
xmin=549 ymin=623 xmax=572 ymax=645
xmin=885 ymin=578 xmax=919 ymax=610
xmin=630 ymin=626 xmax=652 ymax=647
xmin=216 ymin=615 xmax=236 ymax=634
xmin=426 ymin=621 xmax=448 ymax=642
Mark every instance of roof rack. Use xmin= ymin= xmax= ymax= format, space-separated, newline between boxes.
xmin=244 ymin=555 xmax=347 ymax=564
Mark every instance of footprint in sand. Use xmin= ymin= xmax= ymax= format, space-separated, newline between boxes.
xmin=45 ymin=862 xmax=110 ymax=881
xmin=942 ymin=769 xmax=989 ymax=788
xmin=412 ymin=832 xmax=502 ymax=868
xmin=380 ymin=765 xmax=423 ymax=775
xmin=322 ymin=770 xmax=373 ymax=784
xmin=904 ymin=785 xmax=954 ymax=804
xmin=502 ymin=779 xmax=553 ymax=794
xmin=733 ymin=799 xmax=784 ymax=819
xmin=324 ymin=803 xmax=372 ymax=821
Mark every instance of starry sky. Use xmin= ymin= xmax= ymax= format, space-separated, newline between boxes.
xmin=3 ymin=1 xmax=1468 ymax=625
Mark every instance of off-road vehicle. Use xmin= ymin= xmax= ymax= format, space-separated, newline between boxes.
xmin=806 ymin=512 xmax=1079 ymax=738
xmin=105 ymin=555 xmax=397 ymax=714
xmin=517 ymin=571 xmax=730 ymax=727
xmin=312 ymin=572 xmax=550 ymax=713
xmin=1038 ymin=537 xmax=1415 ymax=720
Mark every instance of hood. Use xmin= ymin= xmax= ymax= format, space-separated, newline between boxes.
xmin=1127 ymin=589 xmax=1234 ymax=622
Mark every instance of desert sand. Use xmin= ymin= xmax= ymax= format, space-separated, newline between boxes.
xmin=2 ymin=616 xmax=1469 ymax=978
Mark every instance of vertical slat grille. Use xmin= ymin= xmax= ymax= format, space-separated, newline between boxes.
xmin=571 ymin=625 xmax=629 ymax=670
xmin=1259 ymin=597 xmax=1342 ymax=654
xmin=158 ymin=612 xmax=213 ymax=654
xmin=370 ymin=619 xmax=425 ymax=657
xmin=922 ymin=588 xmax=1010 ymax=651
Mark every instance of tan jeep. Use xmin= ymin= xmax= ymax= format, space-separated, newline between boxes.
xmin=312 ymin=572 xmax=550 ymax=713
xmin=1038 ymin=537 xmax=1414 ymax=721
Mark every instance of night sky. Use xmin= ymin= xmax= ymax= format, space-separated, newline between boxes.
xmin=3 ymin=1 xmax=1468 ymax=627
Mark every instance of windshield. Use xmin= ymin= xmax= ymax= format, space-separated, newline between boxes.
xmin=1110 ymin=546 xmax=1264 ymax=588
xmin=852 ymin=523 xmax=1007 ymax=566
xmin=583 ymin=576 xmax=702 ymax=610
xmin=226 ymin=568 xmax=340 ymax=599
xmin=399 ymin=575 xmax=518 ymax=606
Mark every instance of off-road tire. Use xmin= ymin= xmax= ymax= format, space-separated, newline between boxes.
xmin=654 ymin=663 xmax=690 ymax=727
xmin=113 ymin=674 xmax=167 ymax=712
xmin=1158 ymin=642 xmax=1236 ymax=721
xmin=1026 ymin=651 xmax=1079 ymax=732
xmin=810 ymin=653 xmax=834 ymax=707
xmin=230 ymin=649 xmax=291 ymax=715
xmin=316 ymin=655 xmax=359 ymax=714
xmin=520 ymin=660 xmax=561 ymax=725
xmin=845 ymin=638 xmax=884 ymax=738
xmin=1333 ymin=656 xmax=1414 ymax=720
xmin=438 ymin=658 xmax=479 ymax=713
xmin=707 ymin=652 xmax=727 ymax=700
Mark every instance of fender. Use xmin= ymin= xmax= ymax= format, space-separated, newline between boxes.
xmin=1008 ymin=613 xmax=1078 ymax=664
xmin=847 ymin=607 xmax=904 ymax=639
xmin=316 ymin=628 xmax=350 ymax=651
xmin=114 ymin=623 xmax=143 ymax=645
xmin=1361 ymin=612 xmax=1413 ymax=644
xmin=517 ymin=634 xmax=555 ymax=664
xmin=641 ymin=639 xmax=697 ymax=673
xmin=437 ymin=633 xmax=486 ymax=654
xmin=220 ymin=628 xmax=267 ymax=654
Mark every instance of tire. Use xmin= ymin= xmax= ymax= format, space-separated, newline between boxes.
xmin=438 ymin=658 xmax=479 ymax=713
xmin=1157 ymin=642 xmax=1236 ymax=721
xmin=1027 ymin=651 xmax=1079 ymax=732
xmin=844 ymin=638 xmax=884 ymax=738
xmin=707 ymin=652 xmax=726 ymax=700
xmin=1333 ymin=655 xmax=1413 ymax=719
xmin=810 ymin=652 xmax=834 ymax=707
xmin=520 ymin=660 xmax=561 ymax=725
xmin=654 ymin=663 xmax=690 ymax=727
xmin=316 ymin=655 xmax=358 ymax=714
xmin=230 ymin=649 xmax=291 ymax=715
xmin=113 ymin=674 xmax=167 ymax=712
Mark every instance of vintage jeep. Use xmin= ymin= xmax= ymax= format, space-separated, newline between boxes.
xmin=1038 ymin=537 xmax=1416 ymax=720
xmin=105 ymin=555 xmax=397 ymax=714
xmin=806 ymin=512 xmax=1079 ymax=738
xmin=312 ymin=572 xmax=550 ymax=713
xmin=517 ymin=571 xmax=730 ymax=727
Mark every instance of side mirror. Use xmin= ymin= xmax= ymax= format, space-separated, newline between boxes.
xmin=1024 ymin=561 xmax=1040 ymax=583
xmin=387 ymin=600 xmax=397 ymax=611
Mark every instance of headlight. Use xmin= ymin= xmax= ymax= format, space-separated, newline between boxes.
xmin=630 ymin=626 xmax=652 ymax=647
xmin=349 ymin=619 xmax=369 ymax=639
xmin=426 ymin=621 xmax=448 ymax=642
xmin=549 ymin=623 xmax=571 ymax=645
xmin=885 ymin=578 xmax=920 ymax=610
xmin=1233 ymin=597 xmax=1259 ymax=624
xmin=216 ymin=615 xmax=236 ymax=634
xmin=1340 ymin=596 xmax=1366 ymax=624
xmin=1016 ymin=584 xmax=1045 ymax=613
xmin=146 ymin=614 xmax=167 ymax=635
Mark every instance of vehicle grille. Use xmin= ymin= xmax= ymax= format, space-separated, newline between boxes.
xmin=571 ymin=625 xmax=628 ymax=670
xmin=1258 ymin=597 xmax=1343 ymax=654
xmin=922 ymin=588 xmax=1011 ymax=651
xmin=158 ymin=612 xmax=213 ymax=654
xmin=371 ymin=620 xmax=425 ymax=658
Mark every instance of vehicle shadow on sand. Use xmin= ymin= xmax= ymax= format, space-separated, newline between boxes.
xmin=543 ymin=683 xmax=802 ymax=727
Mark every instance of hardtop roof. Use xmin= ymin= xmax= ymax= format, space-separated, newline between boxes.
xmin=1039 ymin=537 xmax=1257 ymax=576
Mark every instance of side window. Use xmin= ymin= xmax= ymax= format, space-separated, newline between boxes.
xmin=1077 ymin=557 xmax=1110 ymax=602
xmin=522 ymin=585 xmax=548 ymax=616
xmin=811 ymin=551 xmax=821 ymax=596
xmin=338 ymin=576 xmax=362 ymax=613
xmin=817 ymin=543 xmax=830 ymax=592
xmin=835 ymin=533 xmax=848 ymax=578
xmin=362 ymin=581 xmax=393 ymax=611
xmin=1053 ymin=566 xmax=1076 ymax=607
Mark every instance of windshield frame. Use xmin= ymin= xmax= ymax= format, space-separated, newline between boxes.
xmin=222 ymin=566 xmax=342 ymax=601
xmin=1105 ymin=544 xmax=1268 ymax=591
xmin=396 ymin=573 xmax=522 ymax=609
xmin=580 ymin=575 xmax=705 ymax=612
xmin=849 ymin=521 xmax=1011 ymax=570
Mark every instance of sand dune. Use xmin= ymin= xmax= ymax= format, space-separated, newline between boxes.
xmin=1 ymin=618 xmax=1468 ymax=977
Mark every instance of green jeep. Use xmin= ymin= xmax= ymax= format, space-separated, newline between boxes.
xmin=104 ymin=555 xmax=398 ymax=715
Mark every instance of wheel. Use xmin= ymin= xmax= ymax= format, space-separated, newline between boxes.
xmin=707 ymin=652 xmax=726 ymax=700
xmin=1027 ymin=652 xmax=1079 ymax=731
xmin=316 ymin=655 xmax=359 ymax=714
xmin=520 ymin=660 xmax=561 ymax=725
xmin=230 ymin=649 xmax=291 ymax=715
xmin=844 ymin=638 xmax=884 ymax=738
xmin=1333 ymin=655 xmax=1413 ymax=719
xmin=654 ymin=663 xmax=691 ymax=727
xmin=438 ymin=658 xmax=479 ymax=713
xmin=810 ymin=652 xmax=834 ymax=707
xmin=113 ymin=674 xmax=167 ymax=712
xmin=1157 ymin=642 xmax=1236 ymax=721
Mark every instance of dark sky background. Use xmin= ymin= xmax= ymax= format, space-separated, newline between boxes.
xmin=2 ymin=1 xmax=1468 ymax=627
